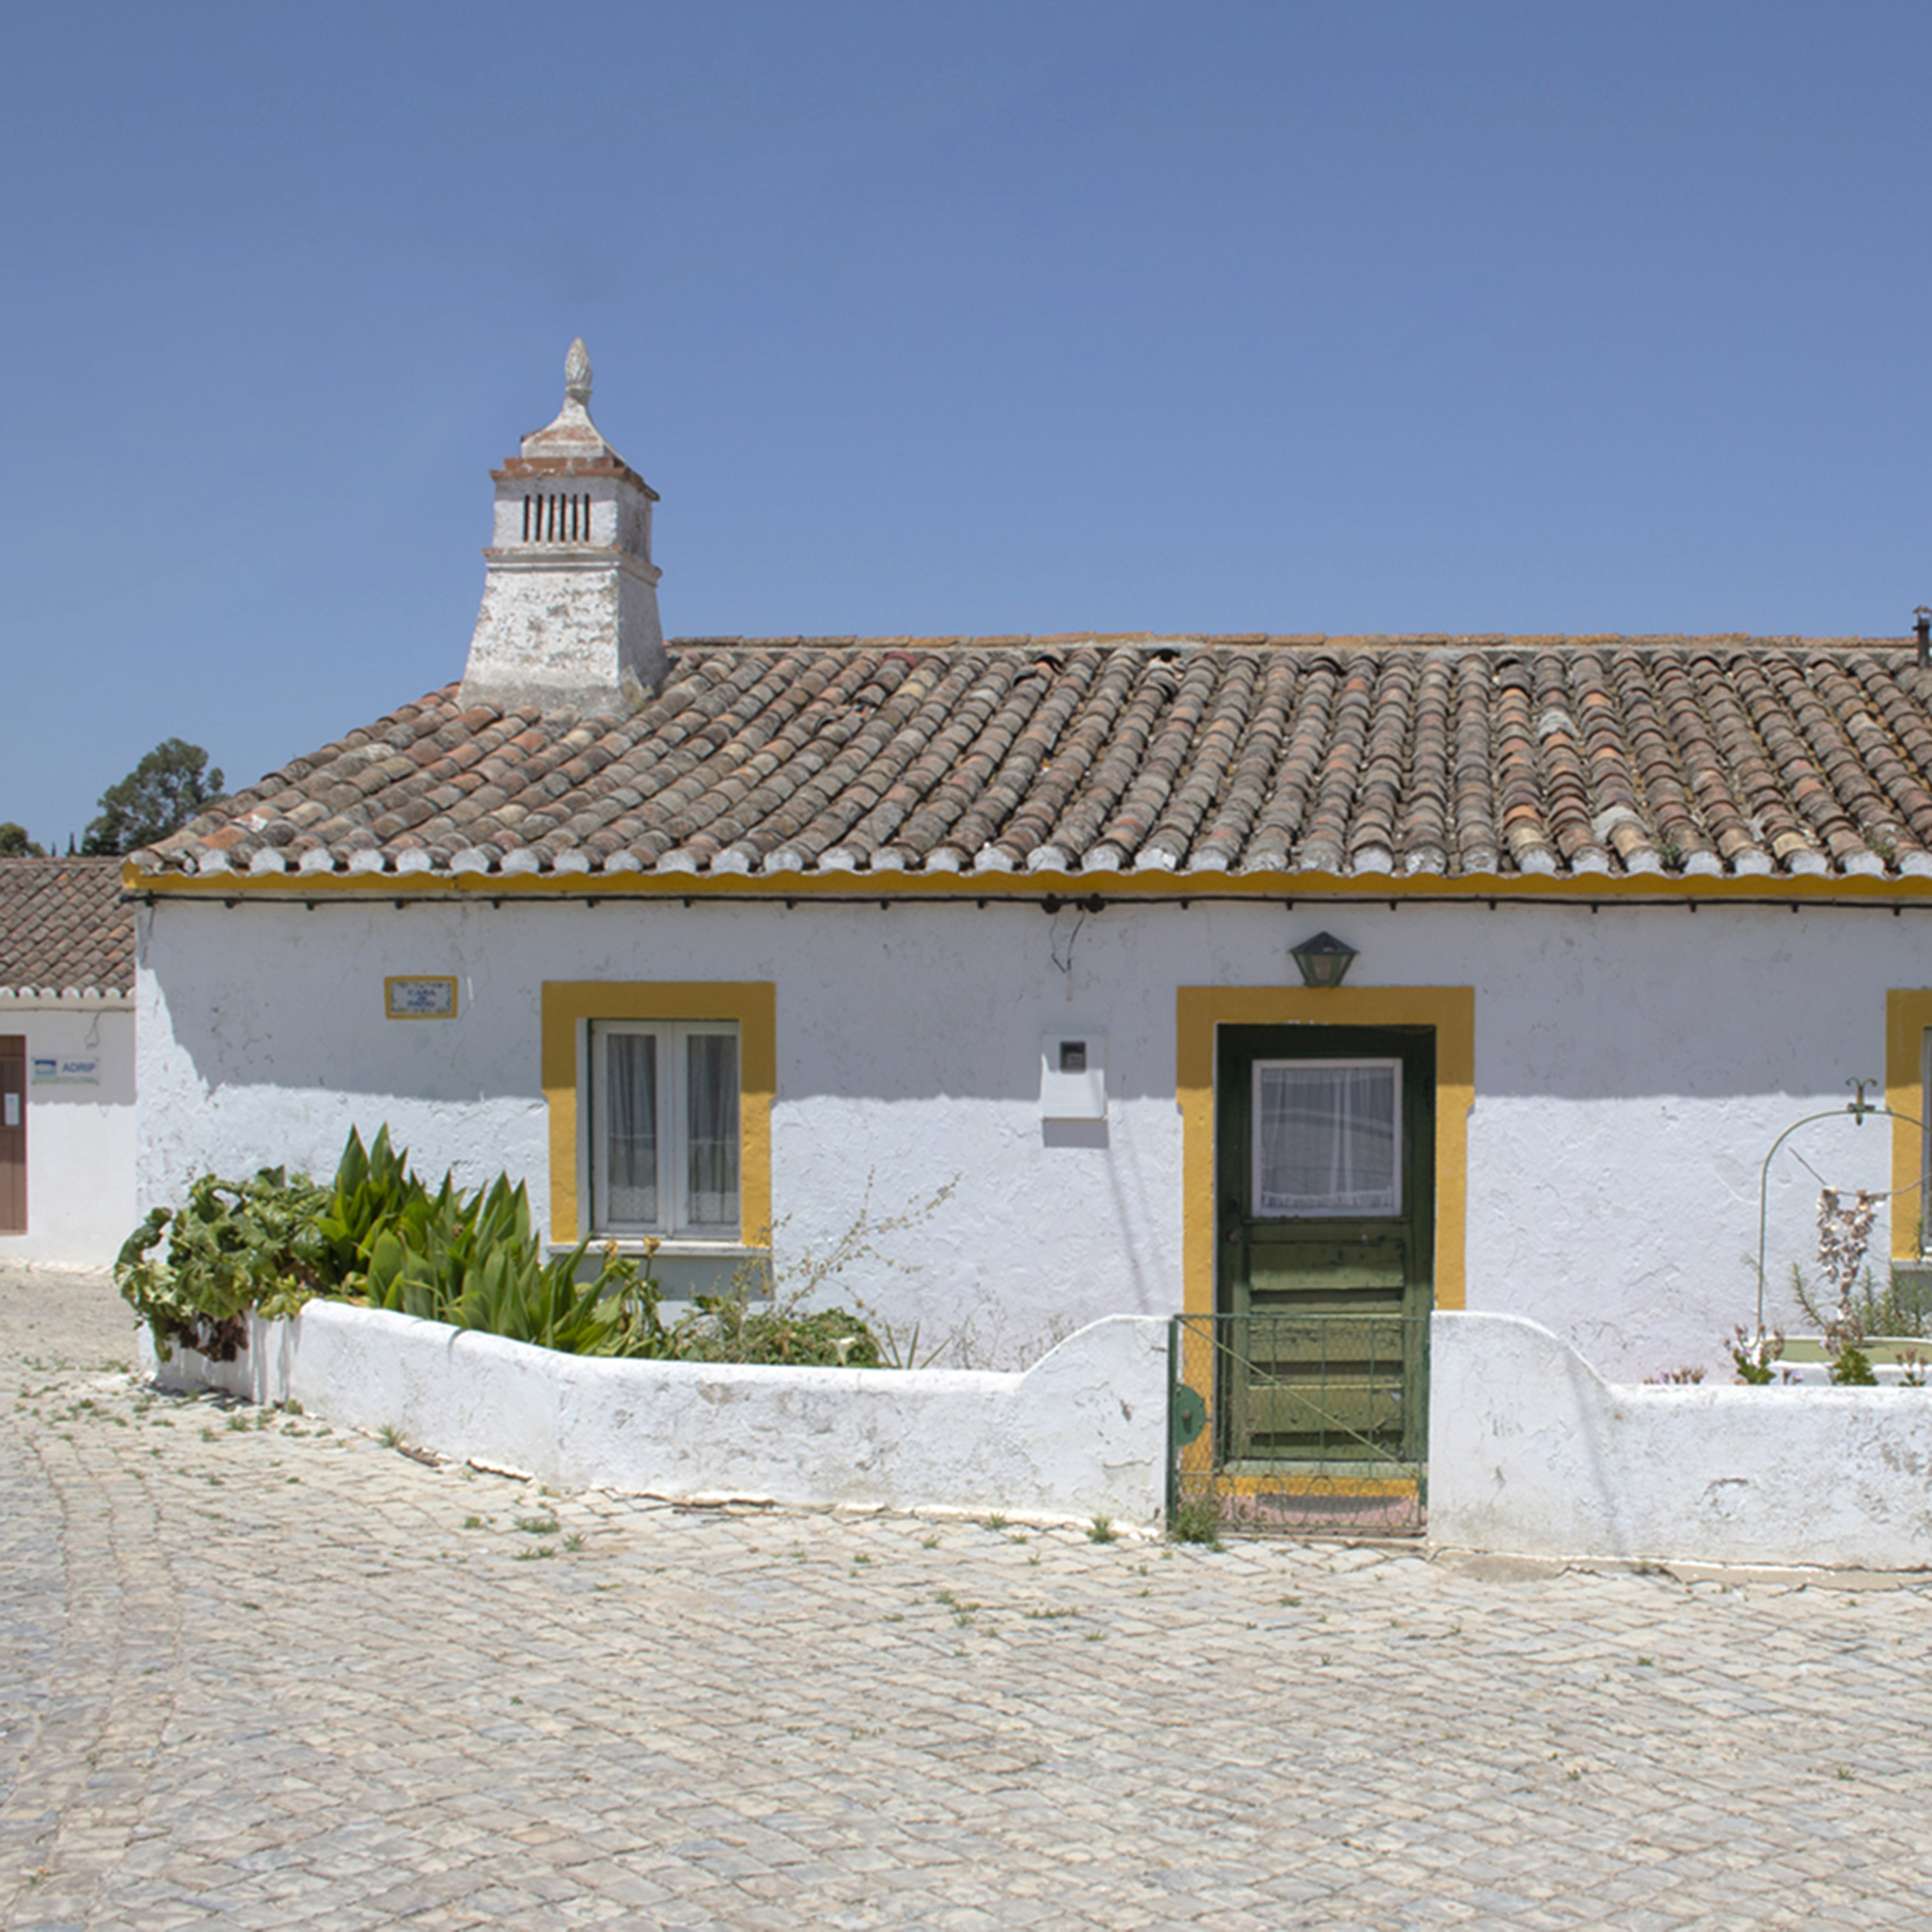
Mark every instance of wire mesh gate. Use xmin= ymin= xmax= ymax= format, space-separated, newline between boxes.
xmin=1168 ymin=1313 xmax=1430 ymax=1536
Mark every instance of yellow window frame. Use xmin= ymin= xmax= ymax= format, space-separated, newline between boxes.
xmin=541 ymin=980 xmax=775 ymax=1249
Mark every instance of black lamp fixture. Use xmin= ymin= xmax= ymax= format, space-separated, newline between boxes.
xmin=1290 ymin=930 xmax=1357 ymax=988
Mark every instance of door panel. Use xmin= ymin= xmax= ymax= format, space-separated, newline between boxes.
xmin=0 ymin=1037 xmax=24 ymax=1236
xmin=1215 ymin=1024 xmax=1434 ymax=1468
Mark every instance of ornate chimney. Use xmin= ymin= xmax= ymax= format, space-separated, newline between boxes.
xmin=458 ymin=341 xmax=667 ymax=713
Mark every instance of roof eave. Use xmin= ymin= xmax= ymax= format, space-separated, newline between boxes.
xmin=125 ymin=863 xmax=1932 ymax=908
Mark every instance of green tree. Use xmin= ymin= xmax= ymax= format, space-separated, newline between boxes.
xmin=81 ymin=740 xmax=225 ymax=856
xmin=0 ymin=823 xmax=44 ymax=857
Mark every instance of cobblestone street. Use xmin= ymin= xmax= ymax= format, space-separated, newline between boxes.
xmin=5 ymin=1270 xmax=1932 ymax=1930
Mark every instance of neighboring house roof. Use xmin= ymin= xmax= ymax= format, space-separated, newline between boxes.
xmin=131 ymin=634 xmax=1932 ymax=891
xmin=0 ymin=858 xmax=135 ymax=995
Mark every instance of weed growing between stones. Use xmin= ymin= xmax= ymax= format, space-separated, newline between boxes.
xmin=1168 ymin=1493 xmax=1224 ymax=1548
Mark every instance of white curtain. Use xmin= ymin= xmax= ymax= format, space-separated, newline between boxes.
xmin=685 ymin=1033 xmax=740 ymax=1230
xmin=1255 ymin=1064 xmax=1399 ymax=1216
xmin=606 ymin=1033 xmax=659 ymax=1224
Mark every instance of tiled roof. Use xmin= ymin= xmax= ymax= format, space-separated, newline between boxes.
xmin=0 ymin=858 xmax=134 ymax=993
xmin=134 ymin=634 xmax=1932 ymax=888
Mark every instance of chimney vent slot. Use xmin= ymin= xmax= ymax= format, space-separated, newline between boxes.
xmin=521 ymin=493 xmax=595 ymax=544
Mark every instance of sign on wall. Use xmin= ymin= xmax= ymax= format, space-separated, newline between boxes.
xmin=31 ymin=1056 xmax=100 ymax=1085
xmin=384 ymin=976 xmax=459 ymax=1020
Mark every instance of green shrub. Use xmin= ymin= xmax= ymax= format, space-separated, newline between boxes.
xmin=1728 ymin=1325 xmax=1784 ymax=1385
xmin=1790 ymin=1261 xmax=1932 ymax=1341
xmin=118 ymin=1124 xmax=880 ymax=1369
xmin=1830 ymin=1343 xmax=1880 ymax=1387
xmin=117 ymin=1166 xmax=331 ymax=1357
xmin=344 ymin=1156 xmax=659 ymax=1357
xmin=658 ymin=1294 xmax=880 ymax=1367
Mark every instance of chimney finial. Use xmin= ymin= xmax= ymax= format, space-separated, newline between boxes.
xmin=565 ymin=338 xmax=592 ymax=409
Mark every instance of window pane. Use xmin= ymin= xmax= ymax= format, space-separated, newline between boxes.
xmin=1255 ymin=1063 xmax=1399 ymax=1216
xmin=685 ymin=1033 xmax=740 ymax=1231
xmin=605 ymin=1033 xmax=658 ymax=1225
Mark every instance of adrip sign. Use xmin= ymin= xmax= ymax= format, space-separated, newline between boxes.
xmin=31 ymin=1056 xmax=100 ymax=1086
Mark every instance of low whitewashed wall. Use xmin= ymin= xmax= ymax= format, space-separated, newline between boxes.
xmin=139 ymin=1304 xmax=1171 ymax=1527
xmin=1431 ymin=1311 xmax=1932 ymax=1569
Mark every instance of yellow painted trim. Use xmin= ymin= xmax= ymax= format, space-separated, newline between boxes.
xmin=1177 ymin=985 xmax=1475 ymax=1319
xmin=539 ymin=981 xmax=775 ymax=1251
xmin=1887 ymin=990 xmax=1932 ymax=1260
xmin=1178 ymin=1472 xmax=1423 ymax=1501
xmin=132 ymin=863 xmax=1932 ymax=907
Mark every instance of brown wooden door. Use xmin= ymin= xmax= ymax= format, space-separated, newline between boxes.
xmin=0 ymin=1037 xmax=24 ymax=1235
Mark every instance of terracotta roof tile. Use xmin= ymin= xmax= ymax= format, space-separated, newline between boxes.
xmin=132 ymin=634 xmax=1932 ymax=887
xmin=0 ymin=859 xmax=134 ymax=993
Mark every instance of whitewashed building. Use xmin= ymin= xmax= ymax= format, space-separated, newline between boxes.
xmin=128 ymin=346 xmax=1932 ymax=1380
xmin=0 ymin=858 xmax=137 ymax=1266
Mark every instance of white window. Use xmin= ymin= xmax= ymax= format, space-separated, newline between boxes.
xmin=1253 ymin=1059 xmax=1402 ymax=1218
xmin=590 ymin=1021 xmax=741 ymax=1237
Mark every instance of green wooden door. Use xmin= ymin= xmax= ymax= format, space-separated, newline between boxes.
xmin=1214 ymin=1025 xmax=1435 ymax=1468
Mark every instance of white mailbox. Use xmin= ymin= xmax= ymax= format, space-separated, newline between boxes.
xmin=1040 ymin=1030 xmax=1106 ymax=1121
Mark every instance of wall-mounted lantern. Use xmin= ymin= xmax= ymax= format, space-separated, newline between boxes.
xmin=1290 ymin=931 xmax=1357 ymax=988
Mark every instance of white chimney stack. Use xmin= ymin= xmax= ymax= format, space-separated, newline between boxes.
xmin=458 ymin=340 xmax=667 ymax=714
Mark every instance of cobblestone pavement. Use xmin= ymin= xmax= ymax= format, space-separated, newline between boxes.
xmin=7 ymin=1272 xmax=1932 ymax=1930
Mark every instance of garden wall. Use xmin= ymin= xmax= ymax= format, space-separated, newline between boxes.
xmin=138 ymin=1302 xmax=1172 ymax=1528
xmin=1431 ymin=1311 xmax=1932 ymax=1569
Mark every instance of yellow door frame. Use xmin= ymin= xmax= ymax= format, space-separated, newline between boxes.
xmin=1177 ymin=985 xmax=1474 ymax=1321
xmin=1886 ymin=989 xmax=1932 ymax=1261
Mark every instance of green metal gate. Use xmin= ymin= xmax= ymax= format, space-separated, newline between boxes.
xmin=1169 ymin=1312 xmax=1430 ymax=1536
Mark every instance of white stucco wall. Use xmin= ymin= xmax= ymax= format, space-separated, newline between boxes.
xmin=1431 ymin=1310 xmax=1932 ymax=1568
xmin=138 ymin=1306 xmax=1171 ymax=1527
xmin=138 ymin=892 xmax=1932 ymax=1376
xmin=461 ymin=552 xmax=667 ymax=713
xmin=0 ymin=1000 xmax=136 ymax=1266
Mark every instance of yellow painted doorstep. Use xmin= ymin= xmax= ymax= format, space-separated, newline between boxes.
xmin=1176 ymin=984 xmax=1475 ymax=1319
xmin=1175 ymin=1466 xmax=1422 ymax=1501
xmin=539 ymin=981 xmax=775 ymax=1250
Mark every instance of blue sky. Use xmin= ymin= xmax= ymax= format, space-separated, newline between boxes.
xmin=3 ymin=2 xmax=1928 ymax=846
